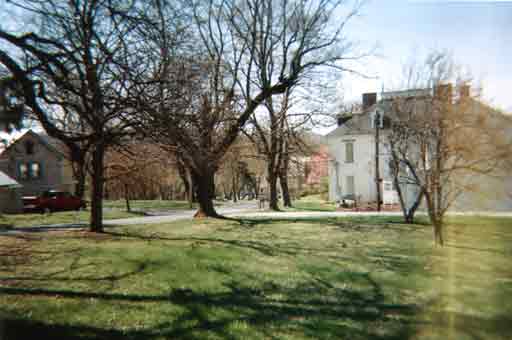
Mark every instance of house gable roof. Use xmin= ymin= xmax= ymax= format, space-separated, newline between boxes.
xmin=326 ymin=109 xmax=376 ymax=139
xmin=0 ymin=130 xmax=68 ymax=160
xmin=327 ymin=92 xmax=512 ymax=142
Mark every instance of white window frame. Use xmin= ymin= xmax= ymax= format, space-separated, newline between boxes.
xmin=344 ymin=141 xmax=354 ymax=163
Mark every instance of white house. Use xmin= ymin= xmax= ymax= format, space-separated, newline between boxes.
xmin=326 ymin=87 xmax=512 ymax=212
xmin=326 ymin=92 xmax=400 ymax=206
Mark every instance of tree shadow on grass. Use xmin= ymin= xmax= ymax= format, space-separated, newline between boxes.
xmin=3 ymin=270 xmax=508 ymax=340
xmin=102 ymin=218 xmax=426 ymax=260
xmin=0 ymin=271 xmax=422 ymax=340
xmin=0 ymin=244 xmax=509 ymax=339
xmin=103 ymin=229 xmax=298 ymax=257
xmin=230 ymin=217 xmax=429 ymax=234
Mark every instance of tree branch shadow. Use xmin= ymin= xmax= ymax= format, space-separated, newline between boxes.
xmin=0 ymin=271 xmax=422 ymax=340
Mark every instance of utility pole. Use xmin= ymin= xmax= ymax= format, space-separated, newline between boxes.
xmin=375 ymin=110 xmax=382 ymax=212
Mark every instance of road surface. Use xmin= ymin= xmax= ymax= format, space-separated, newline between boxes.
xmin=1 ymin=200 xmax=511 ymax=235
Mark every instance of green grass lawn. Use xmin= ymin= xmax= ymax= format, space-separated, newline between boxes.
xmin=287 ymin=195 xmax=336 ymax=212
xmin=0 ymin=210 xmax=140 ymax=229
xmin=0 ymin=199 xmax=199 ymax=229
xmin=103 ymin=200 xmax=196 ymax=211
xmin=0 ymin=216 xmax=511 ymax=339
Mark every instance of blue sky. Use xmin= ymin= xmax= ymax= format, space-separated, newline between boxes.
xmin=339 ymin=0 xmax=512 ymax=113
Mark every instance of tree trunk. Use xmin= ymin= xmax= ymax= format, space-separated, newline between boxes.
xmin=268 ymin=169 xmax=279 ymax=211
xmin=405 ymin=189 xmax=424 ymax=223
xmin=193 ymin=170 xmax=220 ymax=218
xmin=70 ymin=146 xmax=88 ymax=199
xmin=254 ymin=178 xmax=260 ymax=199
xmin=74 ymin=166 xmax=86 ymax=199
xmin=425 ymin=191 xmax=444 ymax=246
xmin=89 ymin=144 xmax=105 ymax=232
xmin=232 ymin=176 xmax=237 ymax=202
xmin=279 ymin=172 xmax=292 ymax=207
xmin=124 ymin=182 xmax=131 ymax=212
xmin=188 ymin=169 xmax=194 ymax=208
xmin=433 ymin=220 xmax=444 ymax=246
xmin=392 ymin=169 xmax=410 ymax=223
xmin=176 ymin=157 xmax=193 ymax=207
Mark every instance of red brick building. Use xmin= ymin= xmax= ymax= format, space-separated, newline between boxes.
xmin=304 ymin=145 xmax=330 ymax=187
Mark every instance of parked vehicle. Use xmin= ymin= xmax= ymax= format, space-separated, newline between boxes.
xmin=23 ymin=190 xmax=87 ymax=213
xmin=338 ymin=194 xmax=357 ymax=208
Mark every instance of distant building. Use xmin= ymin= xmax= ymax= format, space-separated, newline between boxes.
xmin=326 ymin=91 xmax=399 ymax=206
xmin=326 ymin=87 xmax=512 ymax=211
xmin=304 ymin=145 xmax=329 ymax=187
xmin=0 ymin=130 xmax=75 ymax=197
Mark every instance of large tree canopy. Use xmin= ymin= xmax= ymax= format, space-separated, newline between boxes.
xmin=0 ymin=0 xmax=164 ymax=231
xmin=138 ymin=0 xmax=363 ymax=217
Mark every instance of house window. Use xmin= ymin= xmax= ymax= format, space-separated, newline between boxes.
xmin=25 ymin=140 xmax=35 ymax=155
xmin=19 ymin=163 xmax=29 ymax=180
xmin=346 ymin=176 xmax=355 ymax=195
xmin=345 ymin=142 xmax=354 ymax=163
xmin=18 ymin=162 xmax=41 ymax=180
xmin=30 ymin=162 xmax=41 ymax=179
xmin=370 ymin=111 xmax=384 ymax=129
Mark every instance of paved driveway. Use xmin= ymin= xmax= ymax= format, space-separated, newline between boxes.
xmin=0 ymin=201 xmax=259 ymax=234
xmin=1 ymin=201 xmax=511 ymax=235
xmin=105 ymin=201 xmax=259 ymax=225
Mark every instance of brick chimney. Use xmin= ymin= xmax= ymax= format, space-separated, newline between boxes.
xmin=459 ymin=84 xmax=470 ymax=99
xmin=434 ymin=83 xmax=453 ymax=102
xmin=362 ymin=93 xmax=377 ymax=110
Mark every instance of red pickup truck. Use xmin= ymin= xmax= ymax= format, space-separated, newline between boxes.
xmin=23 ymin=190 xmax=87 ymax=213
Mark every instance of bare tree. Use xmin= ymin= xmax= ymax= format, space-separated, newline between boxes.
xmin=217 ymin=140 xmax=255 ymax=201
xmin=245 ymin=90 xmax=292 ymax=210
xmin=386 ymin=100 xmax=425 ymax=223
xmin=0 ymin=0 xmax=160 ymax=231
xmin=105 ymin=142 xmax=182 ymax=211
xmin=386 ymin=52 xmax=511 ymax=245
xmin=138 ymin=0 xmax=363 ymax=217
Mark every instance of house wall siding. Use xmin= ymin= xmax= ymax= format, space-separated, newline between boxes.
xmin=0 ymin=187 xmax=23 ymax=213
xmin=0 ymin=132 xmax=74 ymax=196
xmin=327 ymin=127 xmax=396 ymax=203
xmin=328 ymin=133 xmax=373 ymax=202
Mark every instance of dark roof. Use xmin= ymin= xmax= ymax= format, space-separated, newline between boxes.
xmin=0 ymin=130 xmax=68 ymax=159
xmin=335 ymin=110 xmax=375 ymax=135
xmin=38 ymin=133 xmax=68 ymax=156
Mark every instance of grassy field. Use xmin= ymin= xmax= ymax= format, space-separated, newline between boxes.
xmin=0 ymin=199 xmax=198 ymax=229
xmin=289 ymin=195 xmax=336 ymax=212
xmin=103 ymin=200 xmax=196 ymax=211
xmin=0 ymin=216 xmax=511 ymax=339
xmin=0 ymin=210 xmax=140 ymax=229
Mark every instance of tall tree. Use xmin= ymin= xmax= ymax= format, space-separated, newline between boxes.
xmin=246 ymin=90 xmax=292 ymax=210
xmin=139 ymin=0 xmax=363 ymax=217
xmin=0 ymin=0 xmax=158 ymax=231
xmin=246 ymin=91 xmax=314 ymax=210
